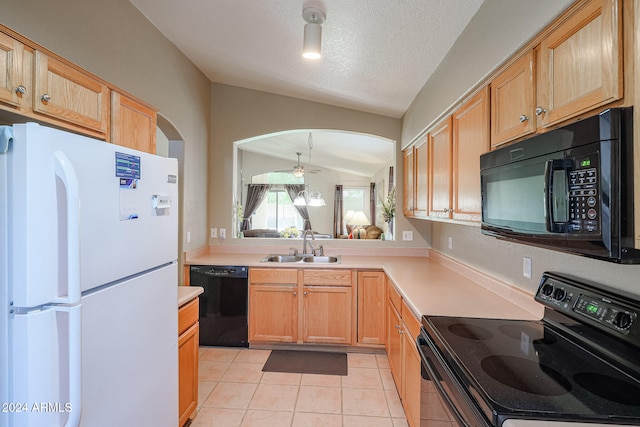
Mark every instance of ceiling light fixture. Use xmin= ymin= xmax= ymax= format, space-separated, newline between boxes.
xmin=302 ymin=6 xmax=326 ymax=60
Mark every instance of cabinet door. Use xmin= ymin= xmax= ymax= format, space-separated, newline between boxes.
xmin=357 ymin=271 xmax=385 ymax=345
xmin=178 ymin=322 xmax=198 ymax=427
xmin=538 ymin=0 xmax=622 ymax=128
xmin=111 ymin=91 xmax=157 ymax=154
xmin=33 ymin=51 xmax=109 ymax=136
xmin=386 ymin=300 xmax=403 ymax=389
xmin=413 ymin=138 xmax=428 ymax=218
xmin=490 ymin=50 xmax=535 ymax=147
xmin=303 ymin=285 xmax=352 ymax=344
xmin=0 ymin=33 xmax=25 ymax=108
xmin=402 ymin=326 xmax=421 ymax=427
xmin=452 ymin=87 xmax=489 ymax=221
xmin=249 ymin=284 xmax=298 ymax=342
xmin=402 ymin=147 xmax=415 ymax=216
xmin=428 ymin=116 xmax=453 ymax=218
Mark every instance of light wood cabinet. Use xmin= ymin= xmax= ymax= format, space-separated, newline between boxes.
xmin=111 ymin=91 xmax=157 ymax=154
xmin=402 ymin=147 xmax=415 ymax=216
xmin=385 ymin=280 xmax=423 ymax=427
xmin=452 ymin=87 xmax=490 ymax=221
xmin=538 ymin=0 xmax=622 ymax=128
xmin=248 ymin=268 xmax=299 ymax=343
xmin=0 ymin=33 xmax=28 ymax=110
xmin=428 ymin=116 xmax=453 ymax=218
xmin=356 ymin=270 xmax=386 ymax=346
xmin=178 ymin=297 xmax=199 ymax=427
xmin=249 ymin=268 xmax=353 ymax=345
xmin=490 ymin=50 xmax=536 ymax=147
xmin=33 ymin=51 xmax=109 ymax=137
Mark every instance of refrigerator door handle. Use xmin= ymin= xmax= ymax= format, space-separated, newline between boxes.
xmin=53 ymin=151 xmax=81 ymax=304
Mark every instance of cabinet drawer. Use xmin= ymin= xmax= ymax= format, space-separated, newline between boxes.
xmin=178 ymin=297 xmax=198 ymax=336
xmin=387 ymin=281 xmax=402 ymax=313
xmin=250 ymin=268 xmax=298 ymax=284
xmin=401 ymin=300 xmax=421 ymax=339
xmin=303 ymin=269 xmax=352 ymax=286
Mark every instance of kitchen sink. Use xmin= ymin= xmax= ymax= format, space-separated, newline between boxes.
xmin=260 ymin=254 xmax=341 ymax=264
xmin=302 ymin=256 xmax=340 ymax=263
xmin=261 ymin=255 xmax=305 ymax=263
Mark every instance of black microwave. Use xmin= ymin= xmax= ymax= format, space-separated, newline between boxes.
xmin=480 ymin=108 xmax=640 ymax=263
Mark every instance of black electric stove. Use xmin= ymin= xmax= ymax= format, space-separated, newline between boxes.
xmin=418 ymin=272 xmax=640 ymax=426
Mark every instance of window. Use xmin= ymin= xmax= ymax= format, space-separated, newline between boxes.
xmin=252 ymin=188 xmax=304 ymax=232
xmin=342 ymin=187 xmax=372 ymax=234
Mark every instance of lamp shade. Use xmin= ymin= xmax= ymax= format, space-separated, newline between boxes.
xmin=348 ymin=211 xmax=370 ymax=226
xmin=303 ymin=22 xmax=322 ymax=59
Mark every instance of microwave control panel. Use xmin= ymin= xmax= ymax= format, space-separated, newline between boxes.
xmin=568 ymin=162 xmax=599 ymax=234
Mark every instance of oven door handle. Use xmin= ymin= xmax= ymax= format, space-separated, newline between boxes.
xmin=416 ymin=336 xmax=475 ymax=427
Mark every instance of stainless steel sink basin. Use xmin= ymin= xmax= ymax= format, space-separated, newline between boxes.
xmin=302 ymin=256 xmax=341 ymax=263
xmin=261 ymin=255 xmax=305 ymax=263
xmin=260 ymin=254 xmax=341 ymax=264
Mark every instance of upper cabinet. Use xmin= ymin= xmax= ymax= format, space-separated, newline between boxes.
xmin=402 ymin=147 xmax=415 ymax=216
xmin=537 ymin=0 xmax=622 ymax=128
xmin=111 ymin=91 xmax=157 ymax=153
xmin=452 ymin=87 xmax=489 ymax=221
xmin=428 ymin=116 xmax=453 ymax=219
xmin=0 ymin=25 xmax=158 ymax=153
xmin=33 ymin=51 xmax=109 ymax=137
xmin=490 ymin=50 xmax=536 ymax=148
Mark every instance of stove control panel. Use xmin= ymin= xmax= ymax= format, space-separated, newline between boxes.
xmin=536 ymin=273 xmax=640 ymax=344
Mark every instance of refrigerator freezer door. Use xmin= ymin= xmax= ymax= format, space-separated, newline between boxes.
xmin=7 ymin=123 xmax=178 ymax=306
xmin=79 ymin=263 xmax=178 ymax=426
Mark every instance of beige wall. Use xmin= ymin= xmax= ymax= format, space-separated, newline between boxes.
xmin=402 ymin=0 xmax=640 ymax=297
xmin=3 ymin=0 xmax=211 ymax=252
xmin=210 ymin=83 xmax=427 ymax=248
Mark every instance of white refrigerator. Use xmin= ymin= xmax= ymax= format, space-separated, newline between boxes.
xmin=0 ymin=123 xmax=179 ymax=426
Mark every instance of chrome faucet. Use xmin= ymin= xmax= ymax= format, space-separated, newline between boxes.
xmin=302 ymin=229 xmax=315 ymax=255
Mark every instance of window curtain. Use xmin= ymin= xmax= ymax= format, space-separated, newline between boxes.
xmin=370 ymin=182 xmax=376 ymax=226
xmin=284 ymin=184 xmax=311 ymax=230
xmin=333 ymin=185 xmax=343 ymax=238
xmin=241 ymin=184 xmax=271 ymax=231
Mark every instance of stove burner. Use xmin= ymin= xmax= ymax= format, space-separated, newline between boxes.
xmin=498 ymin=324 xmax=557 ymax=345
xmin=574 ymin=373 xmax=640 ymax=406
xmin=448 ymin=323 xmax=493 ymax=340
xmin=481 ymin=355 xmax=571 ymax=396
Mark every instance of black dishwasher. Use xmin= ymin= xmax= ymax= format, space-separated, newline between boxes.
xmin=189 ymin=265 xmax=248 ymax=347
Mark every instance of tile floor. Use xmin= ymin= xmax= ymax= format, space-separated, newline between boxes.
xmin=191 ymin=347 xmax=408 ymax=427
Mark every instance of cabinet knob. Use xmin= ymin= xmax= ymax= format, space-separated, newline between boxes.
xmin=15 ymin=85 xmax=26 ymax=95
xmin=395 ymin=324 xmax=400 ymax=329
xmin=41 ymin=93 xmax=51 ymax=103
xmin=519 ymin=115 xmax=528 ymax=123
xmin=535 ymin=107 xmax=546 ymax=116
xmin=398 ymin=329 xmax=404 ymax=335
xmin=303 ymin=291 xmax=308 ymax=296
xmin=293 ymin=291 xmax=297 ymax=296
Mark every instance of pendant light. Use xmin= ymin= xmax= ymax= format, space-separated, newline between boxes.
xmin=302 ymin=6 xmax=326 ymax=60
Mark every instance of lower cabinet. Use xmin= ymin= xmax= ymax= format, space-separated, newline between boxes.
xmin=386 ymin=281 xmax=423 ymax=427
xmin=249 ymin=268 xmax=354 ymax=345
xmin=357 ymin=270 xmax=386 ymax=346
xmin=178 ymin=297 xmax=199 ymax=427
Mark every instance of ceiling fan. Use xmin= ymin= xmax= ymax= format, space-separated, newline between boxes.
xmin=279 ymin=133 xmax=322 ymax=177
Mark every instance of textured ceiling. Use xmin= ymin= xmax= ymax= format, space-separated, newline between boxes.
xmin=128 ymin=0 xmax=485 ymax=119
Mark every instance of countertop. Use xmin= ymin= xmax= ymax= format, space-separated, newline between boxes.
xmin=178 ymin=285 xmax=203 ymax=307
xmin=185 ymin=247 xmax=543 ymax=321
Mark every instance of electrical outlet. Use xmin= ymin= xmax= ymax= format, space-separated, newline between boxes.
xmin=402 ymin=231 xmax=413 ymax=241
xmin=523 ymin=257 xmax=532 ymax=279
xmin=219 ymin=228 xmax=226 ymax=240
xmin=448 ymin=236 xmax=453 ymax=250
xmin=186 ymin=231 xmax=191 ymax=243
xmin=210 ymin=227 xmax=217 ymax=239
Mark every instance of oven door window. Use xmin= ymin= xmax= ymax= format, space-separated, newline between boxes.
xmin=482 ymin=153 xmax=565 ymax=234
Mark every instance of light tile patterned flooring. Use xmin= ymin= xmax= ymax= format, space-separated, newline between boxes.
xmin=192 ymin=347 xmax=408 ymax=427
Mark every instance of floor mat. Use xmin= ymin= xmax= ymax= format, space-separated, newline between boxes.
xmin=262 ymin=350 xmax=348 ymax=376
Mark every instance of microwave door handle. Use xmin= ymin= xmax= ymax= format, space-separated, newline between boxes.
xmin=544 ymin=160 xmax=555 ymax=232
xmin=544 ymin=159 xmax=572 ymax=232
